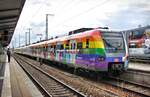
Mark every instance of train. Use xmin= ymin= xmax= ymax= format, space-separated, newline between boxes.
xmin=125 ymin=26 xmax=150 ymax=59
xmin=14 ymin=28 xmax=129 ymax=74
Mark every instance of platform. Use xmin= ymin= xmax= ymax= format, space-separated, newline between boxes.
xmin=129 ymin=62 xmax=150 ymax=72
xmin=1 ymin=56 xmax=43 ymax=97
xmin=1 ymin=55 xmax=150 ymax=97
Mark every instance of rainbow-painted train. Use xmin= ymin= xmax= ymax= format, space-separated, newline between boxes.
xmin=15 ymin=28 xmax=129 ymax=73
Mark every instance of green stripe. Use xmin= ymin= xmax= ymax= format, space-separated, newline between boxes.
xmin=80 ymin=48 xmax=105 ymax=56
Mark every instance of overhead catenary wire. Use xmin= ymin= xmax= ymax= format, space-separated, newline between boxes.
xmin=19 ymin=0 xmax=110 ymax=34
xmin=16 ymin=0 xmax=48 ymax=45
xmin=51 ymin=0 xmax=111 ymax=28
xmin=21 ymin=0 xmax=47 ymax=31
xmin=19 ymin=0 xmax=74 ymax=38
xmin=13 ymin=0 xmax=112 ymax=47
xmin=54 ymin=0 xmax=81 ymax=17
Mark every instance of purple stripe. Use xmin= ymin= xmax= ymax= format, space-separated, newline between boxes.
xmin=76 ymin=59 xmax=108 ymax=69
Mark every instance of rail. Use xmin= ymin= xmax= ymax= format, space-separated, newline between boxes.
xmin=102 ymin=76 xmax=150 ymax=97
xmin=13 ymin=54 xmax=86 ymax=97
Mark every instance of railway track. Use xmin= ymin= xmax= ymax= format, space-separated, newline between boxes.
xmin=116 ymin=69 xmax=150 ymax=87
xmin=13 ymin=55 xmax=86 ymax=97
xmin=14 ymin=54 xmax=150 ymax=97
xmin=103 ymin=67 xmax=150 ymax=96
xmin=14 ymin=54 xmax=120 ymax=97
xmin=103 ymin=76 xmax=150 ymax=97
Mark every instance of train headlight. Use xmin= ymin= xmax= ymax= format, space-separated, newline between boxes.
xmin=97 ymin=56 xmax=105 ymax=61
xmin=123 ymin=56 xmax=129 ymax=62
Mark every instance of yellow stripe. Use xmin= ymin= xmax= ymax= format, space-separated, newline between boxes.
xmin=94 ymin=41 xmax=104 ymax=48
xmin=82 ymin=40 xmax=104 ymax=49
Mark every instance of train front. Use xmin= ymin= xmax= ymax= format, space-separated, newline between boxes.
xmin=100 ymin=31 xmax=128 ymax=73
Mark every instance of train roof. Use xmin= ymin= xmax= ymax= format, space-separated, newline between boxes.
xmin=68 ymin=27 xmax=109 ymax=35
xmin=123 ymin=25 xmax=150 ymax=32
xmin=16 ymin=28 xmax=122 ymax=49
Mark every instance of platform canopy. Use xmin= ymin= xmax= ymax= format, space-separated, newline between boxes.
xmin=0 ymin=0 xmax=26 ymax=47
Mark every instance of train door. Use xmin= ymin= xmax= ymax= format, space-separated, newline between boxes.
xmin=56 ymin=42 xmax=63 ymax=61
xmin=70 ymin=40 xmax=76 ymax=64
xmin=65 ymin=40 xmax=70 ymax=64
xmin=44 ymin=44 xmax=48 ymax=59
xmin=41 ymin=46 xmax=43 ymax=58
xmin=55 ymin=42 xmax=59 ymax=61
xmin=38 ymin=46 xmax=40 ymax=57
xmin=47 ymin=44 xmax=51 ymax=59
xmin=50 ymin=44 xmax=55 ymax=61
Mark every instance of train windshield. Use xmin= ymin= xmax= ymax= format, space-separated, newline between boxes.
xmin=129 ymin=29 xmax=144 ymax=39
xmin=101 ymin=31 xmax=125 ymax=53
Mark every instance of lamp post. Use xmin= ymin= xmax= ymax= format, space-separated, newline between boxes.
xmin=25 ymin=28 xmax=31 ymax=46
xmin=25 ymin=32 xmax=27 ymax=46
xmin=19 ymin=34 xmax=20 ymax=47
xmin=28 ymin=28 xmax=31 ymax=45
xmin=45 ymin=14 xmax=54 ymax=40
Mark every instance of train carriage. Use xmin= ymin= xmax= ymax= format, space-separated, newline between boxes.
xmin=125 ymin=26 xmax=150 ymax=59
xmin=15 ymin=28 xmax=128 ymax=73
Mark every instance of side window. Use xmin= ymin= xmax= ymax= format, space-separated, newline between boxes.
xmin=77 ymin=42 xmax=82 ymax=49
xmin=45 ymin=45 xmax=48 ymax=51
xmin=60 ymin=44 xmax=64 ymax=50
xmin=71 ymin=43 xmax=73 ymax=49
xmin=48 ymin=44 xmax=51 ymax=52
xmin=42 ymin=46 xmax=44 ymax=51
xmin=129 ymin=44 xmax=136 ymax=48
xmin=54 ymin=45 xmax=56 ymax=50
xmin=65 ymin=40 xmax=70 ymax=49
xmin=86 ymin=39 xmax=89 ymax=48
xmin=53 ymin=45 xmax=56 ymax=53
xmin=71 ymin=43 xmax=72 ymax=49
xmin=70 ymin=40 xmax=76 ymax=49
xmin=57 ymin=44 xmax=64 ymax=50
xmin=43 ymin=46 xmax=44 ymax=51
xmin=39 ymin=47 xmax=42 ymax=52
xmin=66 ymin=43 xmax=69 ymax=49
xmin=50 ymin=45 xmax=53 ymax=52
xmin=56 ymin=44 xmax=60 ymax=50
xmin=72 ymin=42 xmax=76 ymax=49
xmin=51 ymin=45 xmax=53 ymax=49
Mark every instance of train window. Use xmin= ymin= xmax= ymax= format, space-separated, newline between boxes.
xmin=48 ymin=46 xmax=51 ymax=52
xmin=45 ymin=46 xmax=48 ymax=51
xmin=129 ymin=44 xmax=136 ymax=48
xmin=65 ymin=43 xmax=69 ymax=49
xmin=71 ymin=43 xmax=72 ymax=49
xmin=72 ymin=43 xmax=76 ymax=49
xmin=47 ymin=44 xmax=51 ymax=51
xmin=71 ymin=43 xmax=73 ymax=49
xmin=74 ymin=43 xmax=76 ymax=49
xmin=56 ymin=44 xmax=60 ymax=50
xmin=40 ymin=47 xmax=42 ymax=52
xmin=43 ymin=46 xmax=45 ymax=51
xmin=70 ymin=40 xmax=76 ymax=49
xmin=54 ymin=45 xmax=56 ymax=49
xmin=77 ymin=42 xmax=82 ymax=49
xmin=86 ymin=39 xmax=89 ymax=48
xmin=60 ymin=44 xmax=64 ymax=50
xmin=51 ymin=45 xmax=53 ymax=49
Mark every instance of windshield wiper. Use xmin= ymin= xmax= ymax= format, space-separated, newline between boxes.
xmin=103 ymin=38 xmax=123 ymax=50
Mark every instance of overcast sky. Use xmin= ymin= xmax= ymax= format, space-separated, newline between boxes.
xmin=11 ymin=0 xmax=150 ymax=47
